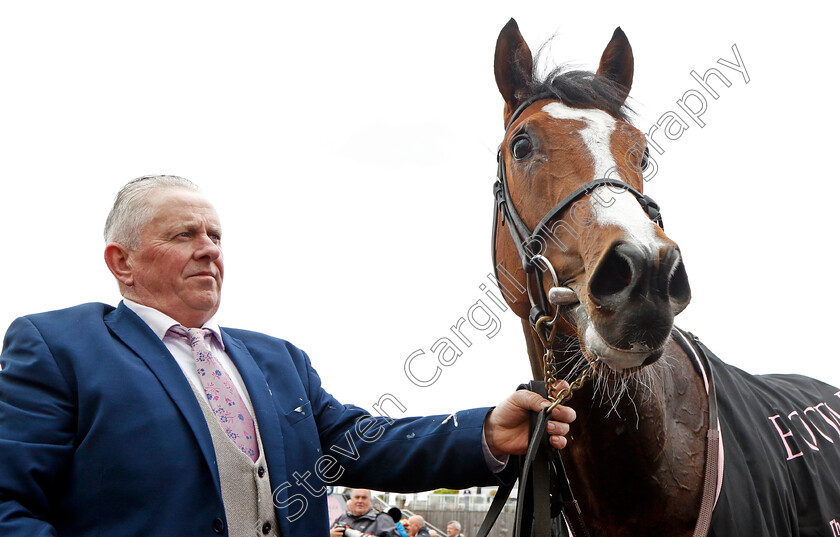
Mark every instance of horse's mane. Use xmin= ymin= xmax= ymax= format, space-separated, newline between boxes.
xmin=529 ymin=66 xmax=633 ymax=123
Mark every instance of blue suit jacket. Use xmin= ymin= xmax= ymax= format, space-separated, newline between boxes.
xmin=0 ymin=303 xmax=500 ymax=536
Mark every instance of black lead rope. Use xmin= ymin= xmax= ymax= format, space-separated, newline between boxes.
xmin=476 ymin=382 xmax=590 ymax=537
xmin=475 ymin=406 xmax=547 ymax=537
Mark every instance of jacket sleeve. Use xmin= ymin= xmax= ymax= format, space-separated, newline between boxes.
xmin=0 ymin=317 xmax=76 ymax=536
xmin=294 ymin=348 xmax=502 ymax=492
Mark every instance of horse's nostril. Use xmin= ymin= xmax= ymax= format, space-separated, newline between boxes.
xmin=668 ymin=256 xmax=691 ymax=312
xmin=589 ymin=245 xmax=634 ymax=304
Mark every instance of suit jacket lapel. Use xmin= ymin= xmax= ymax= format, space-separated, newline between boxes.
xmin=103 ymin=303 xmax=222 ymax=498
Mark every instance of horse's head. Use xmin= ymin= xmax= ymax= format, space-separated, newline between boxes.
xmin=493 ymin=20 xmax=691 ymax=374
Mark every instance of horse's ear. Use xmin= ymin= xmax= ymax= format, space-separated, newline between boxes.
xmin=596 ymin=27 xmax=634 ymax=103
xmin=494 ymin=18 xmax=534 ymax=126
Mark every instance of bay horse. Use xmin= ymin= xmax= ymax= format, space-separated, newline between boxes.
xmin=492 ymin=19 xmax=840 ymax=537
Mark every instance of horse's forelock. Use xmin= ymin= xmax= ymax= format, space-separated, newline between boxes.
xmin=530 ymin=67 xmax=634 ymax=123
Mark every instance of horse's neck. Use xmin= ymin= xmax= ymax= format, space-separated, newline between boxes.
xmin=523 ymin=324 xmax=709 ymax=537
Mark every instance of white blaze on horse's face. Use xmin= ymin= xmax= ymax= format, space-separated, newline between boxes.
xmin=542 ymin=102 xmax=662 ymax=253
xmin=541 ymin=101 xmax=680 ymax=371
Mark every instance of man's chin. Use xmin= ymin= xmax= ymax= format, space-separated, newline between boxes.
xmin=177 ymin=295 xmax=221 ymax=326
xmin=185 ymin=289 xmax=221 ymax=309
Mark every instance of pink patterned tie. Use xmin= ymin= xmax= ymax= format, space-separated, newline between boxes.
xmin=169 ymin=325 xmax=260 ymax=462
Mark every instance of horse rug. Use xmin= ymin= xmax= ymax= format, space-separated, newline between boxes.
xmin=697 ymin=339 xmax=840 ymax=536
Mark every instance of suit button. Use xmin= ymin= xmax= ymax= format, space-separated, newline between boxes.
xmin=258 ymin=465 xmax=266 ymax=478
xmin=213 ymin=517 xmax=225 ymax=534
xmin=262 ymin=521 xmax=272 ymax=534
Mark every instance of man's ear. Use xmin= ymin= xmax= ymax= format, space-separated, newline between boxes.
xmin=104 ymin=243 xmax=134 ymax=287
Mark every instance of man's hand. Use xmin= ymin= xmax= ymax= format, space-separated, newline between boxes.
xmin=330 ymin=525 xmax=345 ymax=537
xmin=484 ymin=382 xmax=577 ymax=457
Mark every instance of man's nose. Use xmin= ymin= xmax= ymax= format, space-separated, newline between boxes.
xmin=194 ymin=234 xmax=222 ymax=259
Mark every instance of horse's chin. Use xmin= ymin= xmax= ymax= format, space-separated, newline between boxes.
xmin=580 ymin=319 xmax=666 ymax=373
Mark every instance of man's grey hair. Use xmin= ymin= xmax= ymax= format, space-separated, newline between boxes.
xmin=104 ymin=175 xmax=200 ymax=249
xmin=447 ymin=521 xmax=461 ymax=531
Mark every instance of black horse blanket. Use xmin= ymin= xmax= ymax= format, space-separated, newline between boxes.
xmin=697 ymin=339 xmax=840 ymax=536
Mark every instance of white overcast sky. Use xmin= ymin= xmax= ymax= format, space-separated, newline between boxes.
xmin=2 ymin=1 xmax=838 ymax=417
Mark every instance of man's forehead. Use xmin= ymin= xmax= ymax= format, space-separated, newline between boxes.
xmin=147 ymin=189 xmax=220 ymax=224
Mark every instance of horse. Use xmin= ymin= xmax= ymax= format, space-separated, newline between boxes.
xmin=491 ymin=19 xmax=840 ymax=537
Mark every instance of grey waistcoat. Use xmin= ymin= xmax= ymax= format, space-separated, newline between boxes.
xmin=192 ymin=384 xmax=280 ymax=537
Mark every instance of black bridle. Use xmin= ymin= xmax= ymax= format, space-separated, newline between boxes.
xmin=491 ymin=93 xmax=664 ymax=325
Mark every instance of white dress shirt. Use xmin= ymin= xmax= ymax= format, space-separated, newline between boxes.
xmin=122 ymin=299 xmax=255 ymax=416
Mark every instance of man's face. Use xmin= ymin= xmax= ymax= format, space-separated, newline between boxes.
xmin=407 ymin=519 xmax=420 ymax=535
xmin=446 ymin=524 xmax=458 ymax=536
xmin=121 ymin=188 xmax=224 ymax=327
xmin=348 ymin=490 xmax=371 ymax=516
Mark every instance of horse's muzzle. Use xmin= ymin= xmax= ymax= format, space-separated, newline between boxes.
xmin=583 ymin=240 xmax=691 ymax=368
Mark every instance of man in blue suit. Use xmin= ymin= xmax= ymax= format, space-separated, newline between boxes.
xmin=0 ymin=175 xmax=576 ymax=536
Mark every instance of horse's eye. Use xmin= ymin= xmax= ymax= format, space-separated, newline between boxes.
xmin=641 ymin=147 xmax=650 ymax=171
xmin=511 ymin=136 xmax=534 ymax=160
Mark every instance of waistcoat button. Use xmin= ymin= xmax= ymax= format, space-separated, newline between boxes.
xmin=262 ymin=521 xmax=272 ymax=534
xmin=258 ymin=465 xmax=266 ymax=478
xmin=212 ymin=517 xmax=226 ymax=534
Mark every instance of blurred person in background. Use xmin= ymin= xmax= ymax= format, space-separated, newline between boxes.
xmin=330 ymin=489 xmax=400 ymax=537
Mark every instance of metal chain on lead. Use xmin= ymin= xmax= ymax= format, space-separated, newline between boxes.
xmin=548 ymin=367 xmax=595 ymax=412
xmin=534 ymin=314 xmax=594 ymax=413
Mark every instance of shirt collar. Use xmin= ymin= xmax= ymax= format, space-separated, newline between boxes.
xmin=122 ymin=298 xmax=225 ymax=350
